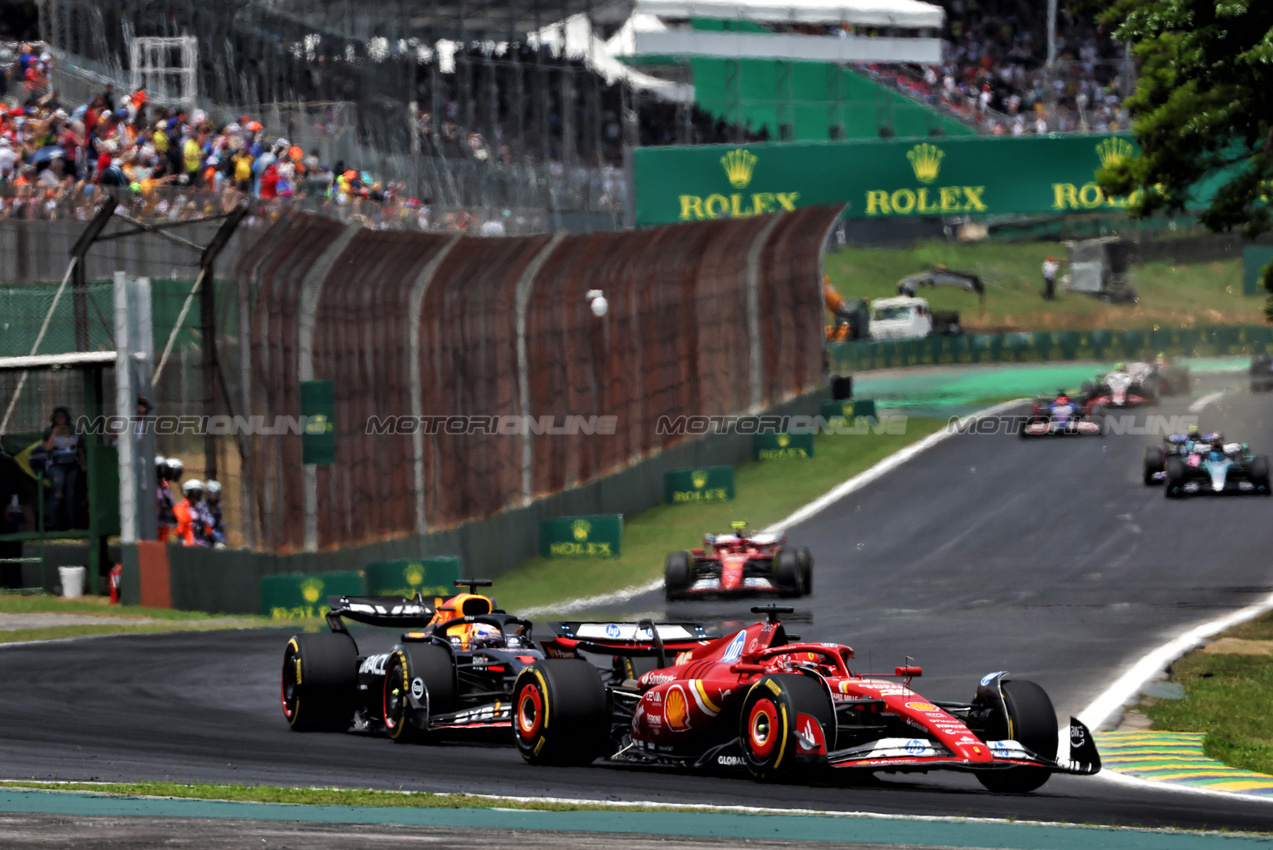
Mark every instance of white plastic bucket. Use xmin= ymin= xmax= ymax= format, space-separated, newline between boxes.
xmin=58 ymin=566 xmax=86 ymax=598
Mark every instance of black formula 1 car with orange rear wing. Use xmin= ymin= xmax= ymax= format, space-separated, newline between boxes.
xmin=281 ymin=580 xmax=716 ymax=743
xmin=512 ymin=607 xmax=1100 ymax=793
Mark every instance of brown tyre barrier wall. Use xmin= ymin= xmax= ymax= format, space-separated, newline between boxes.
xmin=235 ymin=207 xmax=841 ymax=552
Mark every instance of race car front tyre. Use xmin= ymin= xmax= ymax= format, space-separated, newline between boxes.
xmin=1251 ymin=456 xmax=1271 ymax=495
xmin=1143 ymin=447 xmax=1164 ymax=485
xmin=976 ymin=679 xmax=1058 ymax=794
xmin=281 ymin=632 xmax=358 ymax=732
xmin=774 ymin=549 xmax=804 ymax=597
xmin=1165 ymin=456 xmax=1186 ymax=498
xmin=740 ymin=674 xmax=835 ymax=781
xmin=384 ymin=643 xmax=455 ymax=744
xmin=665 ymin=551 xmax=693 ymax=601
xmin=513 ymin=660 xmax=610 ymax=765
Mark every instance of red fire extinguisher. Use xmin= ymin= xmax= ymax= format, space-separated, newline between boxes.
xmin=109 ymin=563 xmax=122 ymax=605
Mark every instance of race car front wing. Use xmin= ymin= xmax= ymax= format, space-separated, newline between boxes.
xmin=825 ymin=717 xmax=1101 ymax=776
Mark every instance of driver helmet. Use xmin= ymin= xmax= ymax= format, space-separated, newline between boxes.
xmin=1187 ymin=424 xmax=1200 ymax=437
xmin=1055 ymin=391 xmax=1069 ymax=404
xmin=1155 ymin=352 xmax=1167 ymax=365
xmin=1113 ymin=362 xmax=1126 ymax=372
xmin=468 ymin=622 xmax=502 ymax=646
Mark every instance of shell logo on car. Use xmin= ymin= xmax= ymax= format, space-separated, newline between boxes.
xmin=665 ymin=685 xmax=690 ymax=731
xmin=906 ymin=701 xmax=939 ymax=712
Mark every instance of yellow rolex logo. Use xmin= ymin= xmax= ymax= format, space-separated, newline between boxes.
xmin=300 ymin=577 xmax=324 ymax=604
xmin=907 ymin=143 xmax=944 ymax=184
xmin=720 ymin=148 xmax=758 ymax=189
xmin=777 ymin=434 xmax=790 ymax=447
xmin=1095 ymin=137 xmax=1134 ymax=170
xmin=404 ymin=563 xmax=424 ymax=586
xmin=572 ymin=519 xmax=591 ymax=541
xmin=691 ymin=469 xmax=708 ymax=489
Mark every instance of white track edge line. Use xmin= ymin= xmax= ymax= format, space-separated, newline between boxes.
xmin=522 ymin=399 xmax=1027 ymax=617
xmin=1188 ymin=391 xmax=1225 ymax=413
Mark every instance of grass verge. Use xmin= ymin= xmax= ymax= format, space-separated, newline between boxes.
xmin=824 ymin=239 xmax=1255 ymax=333
xmin=496 ymin=416 xmax=947 ymax=611
xmin=0 ymin=780 xmax=697 ymax=813
xmin=1140 ymin=610 xmax=1273 ymax=776
xmin=0 ymin=591 xmax=271 ymax=643
xmin=0 ymin=591 xmax=244 ymax=621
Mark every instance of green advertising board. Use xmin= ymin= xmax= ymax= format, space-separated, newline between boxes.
xmin=819 ymin=399 xmax=877 ymax=423
xmin=634 ymin=134 xmax=1149 ymax=226
xmin=1243 ymin=246 xmax=1273 ymax=296
xmin=365 ymin=557 xmax=462 ymax=599
xmin=300 ymin=380 xmax=336 ymax=465
xmin=260 ymin=570 xmax=365 ymax=619
xmin=753 ymin=432 xmax=815 ymax=460
xmin=540 ymin=515 xmax=623 ymax=558
xmin=665 ymin=465 xmax=736 ymax=505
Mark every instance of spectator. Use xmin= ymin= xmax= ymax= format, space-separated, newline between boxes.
xmin=1042 ymin=255 xmax=1061 ymax=301
xmin=41 ymin=406 xmax=82 ymax=530
xmin=155 ymin=454 xmax=176 ymax=543
xmin=173 ymin=479 xmax=209 ymax=547
xmin=204 ymin=479 xmax=226 ymax=547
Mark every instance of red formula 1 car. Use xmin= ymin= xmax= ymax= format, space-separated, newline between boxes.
xmin=513 ymin=607 xmax=1101 ymax=793
xmin=664 ymin=522 xmax=812 ymax=601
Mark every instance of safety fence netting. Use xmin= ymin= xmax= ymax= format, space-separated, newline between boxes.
xmin=234 ymin=207 xmax=839 ymax=551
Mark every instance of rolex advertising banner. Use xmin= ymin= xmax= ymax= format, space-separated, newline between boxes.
xmin=365 ymin=557 xmax=462 ymax=599
xmin=260 ymin=570 xmax=366 ymax=619
xmin=753 ymin=432 xmax=815 ymax=460
xmin=633 ymin=134 xmax=1143 ymax=226
xmin=819 ymin=399 xmax=877 ymax=424
xmin=540 ymin=515 xmax=623 ymax=558
xmin=665 ymin=465 xmax=736 ymax=505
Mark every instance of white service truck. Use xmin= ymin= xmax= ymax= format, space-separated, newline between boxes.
xmin=868 ymin=296 xmax=962 ymax=340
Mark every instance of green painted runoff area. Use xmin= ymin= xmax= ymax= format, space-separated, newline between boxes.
xmin=853 ymin=356 xmax=1245 ymax=415
xmin=0 ymin=788 xmax=1264 ymax=849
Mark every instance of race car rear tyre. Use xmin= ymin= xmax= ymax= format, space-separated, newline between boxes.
xmin=281 ymin=632 xmax=358 ymax=732
xmin=740 ymin=674 xmax=835 ymax=781
xmin=1252 ymin=456 xmax=1271 ymax=495
xmin=664 ymin=551 xmax=693 ymax=601
xmin=794 ymin=546 xmax=814 ymax=595
xmin=1165 ymin=456 xmax=1186 ymax=498
xmin=1143 ymin=447 xmax=1164 ymax=486
xmin=513 ymin=660 xmax=610 ymax=765
xmin=976 ymin=679 xmax=1057 ymax=794
xmin=774 ymin=549 xmax=803 ymax=597
xmin=384 ymin=643 xmax=455 ymax=744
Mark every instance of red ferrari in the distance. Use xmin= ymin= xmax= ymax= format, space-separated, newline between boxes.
xmin=663 ymin=522 xmax=812 ymax=601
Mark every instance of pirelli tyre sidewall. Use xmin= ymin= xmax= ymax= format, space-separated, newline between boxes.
xmin=512 ymin=659 xmax=609 ymax=765
xmin=383 ymin=643 xmax=456 ymax=743
xmin=739 ymin=673 xmax=833 ymax=781
xmin=281 ymin=631 xmax=358 ymax=732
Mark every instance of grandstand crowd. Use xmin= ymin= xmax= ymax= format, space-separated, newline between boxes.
xmin=0 ymin=1 xmax=1132 ymax=224
xmin=880 ymin=0 xmax=1131 ymax=135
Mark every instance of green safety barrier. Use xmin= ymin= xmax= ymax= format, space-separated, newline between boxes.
xmin=260 ymin=570 xmax=365 ymax=619
xmin=665 ymin=465 xmax=736 ymax=504
xmin=753 ymin=432 xmax=815 ymax=460
xmin=828 ymin=324 xmax=1273 ymax=373
xmin=365 ymin=557 xmax=462 ymax=599
xmin=540 ymin=515 xmax=623 ymax=558
xmin=819 ymin=398 xmax=876 ymax=423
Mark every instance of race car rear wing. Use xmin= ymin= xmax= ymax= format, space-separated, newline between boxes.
xmin=326 ymin=594 xmax=435 ymax=630
xmin=550 ymin=619 xmax=717 ymax=664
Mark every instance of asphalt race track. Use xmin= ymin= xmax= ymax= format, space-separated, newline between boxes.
xmin=2 ymin=372 xmax=1272 ymax=833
